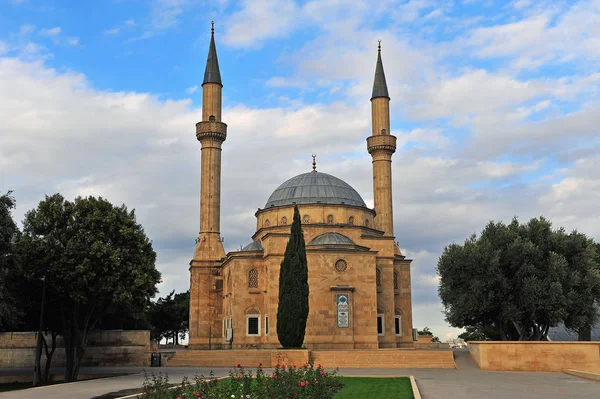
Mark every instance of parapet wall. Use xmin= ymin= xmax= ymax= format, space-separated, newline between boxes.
xmin=0 ymin=330 xmax=152 ymax=369
xmin=167 ymin=348 xmax=456 ymax=369
xmin=469 ymin=341 xmax=600 ymax=373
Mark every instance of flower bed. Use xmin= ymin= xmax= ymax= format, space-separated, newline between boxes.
xmin=140 ymin=362 xmax=342 ymax=399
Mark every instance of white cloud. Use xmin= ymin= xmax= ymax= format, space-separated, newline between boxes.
xmin=186 ymin=85 xmax=198 ymax=94
xmin=103 ymin=27 xmax=121 ymax=36
xmin=39 ymin=27 xmax=62 ymax=37
xmin=223 ymin=0 xmax=300 ymax=48
xmin=151 ymin=0 xmax=188 ymax=30
xmin=66 ymin=37 xmax=79 ymax=46
xmin=0 ymin=41 xmax=7 ymax=55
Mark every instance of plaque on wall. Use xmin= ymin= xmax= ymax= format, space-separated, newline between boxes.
xmin=336 ymin=293 xmax=349 ymax=328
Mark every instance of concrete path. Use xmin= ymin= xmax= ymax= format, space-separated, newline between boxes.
xmin=2 ymin=352 xmax=599 ymax=399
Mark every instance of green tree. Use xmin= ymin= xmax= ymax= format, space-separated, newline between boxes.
xmin=417 ymin=327 xmax=433 ymax=336
xmin=0 ymin=191 xmax=21 ymax=330
xmin=19 ymin=194 xmax=161 ymax=381
xmin=148 ymin=290 xmax=189 ymax=345
xmin=458 ymin=325 xmax=491 ymax=341
xmin=277 ymin=205 xmax=309 ymax=348
xmin=438 ymin=217 xmax=600 ymax=341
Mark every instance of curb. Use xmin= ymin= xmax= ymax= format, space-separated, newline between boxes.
xmin=410 ymin=375 xmax=422 ymax=399
xmin=564 ymin=369 xmax=600 ymax=382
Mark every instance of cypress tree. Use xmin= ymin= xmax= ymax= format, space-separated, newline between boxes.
xmin=277 ymin=205 xmax=309 ymax=348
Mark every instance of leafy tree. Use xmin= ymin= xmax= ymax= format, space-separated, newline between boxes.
xmin=438 ymin=217 xmax=600 ymax=341
xmin=458 ymin=326 xmax=500 ymax=341
xmin=148 ymin=290 xmax=189 ymax=345
xmin=417 ymin=327 xmax=440 ymax=342
xmin=277 ymin=205 xmax=309 ymax=348
xmin=417 ymin=327 xmax=433 ymax=336
xmin=19 ymin=194 xmax=161 ymax=381
xmin=0 ymin=191 xmax=21 ymax=330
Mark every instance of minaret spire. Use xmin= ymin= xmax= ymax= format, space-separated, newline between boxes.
xmin=367 ymin=40 xmax=396 ymax=236
xmin=203 ymin=21 xmax=222 ymax=87
xmin=371 ymin=40 xmax=389 ymax=100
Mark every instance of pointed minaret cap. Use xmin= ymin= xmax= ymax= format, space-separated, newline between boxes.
xmin=203 ymin=21 xmax=223 ymax=87
xmin=371 ymin=40 xmax=389 ymax=100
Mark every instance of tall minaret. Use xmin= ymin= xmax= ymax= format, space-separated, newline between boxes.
xmin=189 ymin=22 xmax=227 ymax=348
xmin=367 ymin=41 xmax=396 ymax=236
xmin=195 ymin=21 xmax=227 ymax=260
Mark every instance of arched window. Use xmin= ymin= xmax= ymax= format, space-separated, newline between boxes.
xmin=348 ymin=216 xmax=354 ymax=225
xmin=209 ymin=115 xmax=216 ymax=121
xmin=376 ymin=268 xmax=381 ymax=287
xmin=303 ymin=214 xmax=310 ymax=224
xmin=327 ymin=214 xmax=334 ymax=224
xmin=227 ymin=270 xmax=232 ymax=292
xmin=281 ymin=216 xmax=287 ymax=225
xmin=264 ymin=219 xmax=270 ymax=227
xmin=393 ymin=270 xmax=399 ymax=290
xmin=365 ymin=219 xmax=369 ymax=227
xmin=248 ymin=269 xmax=258 ymax=288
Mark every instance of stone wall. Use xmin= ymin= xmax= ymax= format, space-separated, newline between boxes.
xmin=469 ymin=341 xmax=600 ymax=372
xmin=167 ymin=348 xmax=455 ymax=369
xmin=0 ymin=330 xmax=152 ymax=369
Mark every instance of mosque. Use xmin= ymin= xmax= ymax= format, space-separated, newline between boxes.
xmin=188 ymin=25 xmax=414 ymax=350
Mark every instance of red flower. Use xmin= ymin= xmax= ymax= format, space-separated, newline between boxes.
xmin=259 ymin=362 xmax=263 ymax=366
xmin=237 ymin=363 xmax=241 ymax=368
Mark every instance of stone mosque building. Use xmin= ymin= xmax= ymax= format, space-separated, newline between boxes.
xmin=188 ymin=25 xmax=414 ymax=350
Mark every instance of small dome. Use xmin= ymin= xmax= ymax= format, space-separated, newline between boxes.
xmin=308 ymin=232 xmax=355 ymax=246
xmin=265 ymin=172 xmax=366 ymax=208
xmin=241 ymin=240 xmax=263 ymax=251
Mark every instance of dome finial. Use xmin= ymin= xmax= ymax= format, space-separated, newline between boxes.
xmin=211 ymin=21 xmax=214 ymax=35
xmin=312 ymin=154 xmax=317 ymax=172
xmin=378 ymin=39 xmax=381 ymax=52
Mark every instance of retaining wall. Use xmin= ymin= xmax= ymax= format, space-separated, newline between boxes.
xmin=0 ymin=330 xmax=152 ymax=369
xmin=469 ymin=341 xmax=600 ymax=372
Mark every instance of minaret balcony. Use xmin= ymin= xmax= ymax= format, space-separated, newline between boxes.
xmin=196 ymin=120 xmax=227 ymax=143
xmin=367 ymin=134 xmax=396 ymax=155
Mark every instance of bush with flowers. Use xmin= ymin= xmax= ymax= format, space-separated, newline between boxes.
xmin=140 ymin=362 xmax=342 ymax=399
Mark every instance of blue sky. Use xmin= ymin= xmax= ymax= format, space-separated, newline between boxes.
xmin=1 ymin=0 xmax=599 ymax=340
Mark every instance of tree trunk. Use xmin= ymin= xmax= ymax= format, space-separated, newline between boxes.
xmin=42 ymin=332 xmax=58 ymax=382
xmin=579 ymin=326 xmax=592 ymax=341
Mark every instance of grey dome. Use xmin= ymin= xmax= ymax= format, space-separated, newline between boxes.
xmin=241 ymin=240 xmax=263 ymax=251
xmin=265 ymin=172 xmax=366 ymax=208
xmin=308 ymin=232 xmax=355 ymax=246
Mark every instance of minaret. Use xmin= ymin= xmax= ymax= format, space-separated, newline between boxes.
xmin=367 ymin=41 xmax=396 ymax=236
xmin=195 ymin=21 xmax=226 ymax=259
xmin=189 ymin=22 xmax=227 ymax=348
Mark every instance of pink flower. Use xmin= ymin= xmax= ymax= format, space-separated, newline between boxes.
xmin=315 ymin=381 xmax=319 ymax=385
xmin=305 ymin=380 xmax=309 ymax=385
xmin=300 ymin=381 xmax=306 ymax=387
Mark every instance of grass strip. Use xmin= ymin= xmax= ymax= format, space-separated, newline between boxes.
xmin=334 ymin=377 xmax=413 ymax=399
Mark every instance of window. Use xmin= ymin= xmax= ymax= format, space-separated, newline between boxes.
xmin=348 ymin=216 xmax=354 ymax=225
xmin=365 ymin=219 xmax=369 ymax=227
xmin=393 ymin=270 xmax=399 ymax=290
xmin=335 ymin=259 xmax=347 ymax=273
xmin=248 ymin=269 xmax=258 ymax=288
xmin=327 ymin=214 xmax=334 ymax=224
xmin=377 ymin=314 xmax=384 ymax=335
xmin=376 ymin=268 xmax=381 ymax=287
xmin=395 ymin=315 xmax=402 ymax=336
xmin=247 ymin=316 xmax=260 ymax=336
xmin=303 ymin=214 xmax=310 ymax=224
xmin=265 ymin=316 xmax=269 ymax=335
xmin=281 ymin=216 xmax=287 ymax=225
xmin=264 ymin=219 xmax=270 ymax=227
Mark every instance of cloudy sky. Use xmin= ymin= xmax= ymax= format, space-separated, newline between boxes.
xmin=1 ymin=0 xmax=599 ymax=340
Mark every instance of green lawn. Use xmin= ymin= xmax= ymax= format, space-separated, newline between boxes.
xmin=334 ymin=377 xmax=413 ymax=399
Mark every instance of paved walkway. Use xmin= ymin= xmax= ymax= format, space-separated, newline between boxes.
xmin=1 ymin=351 xmax=599 ymax=399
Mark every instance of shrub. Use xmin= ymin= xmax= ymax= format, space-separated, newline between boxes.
xmin=141 ymin=362 xmax=342 ymax=399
